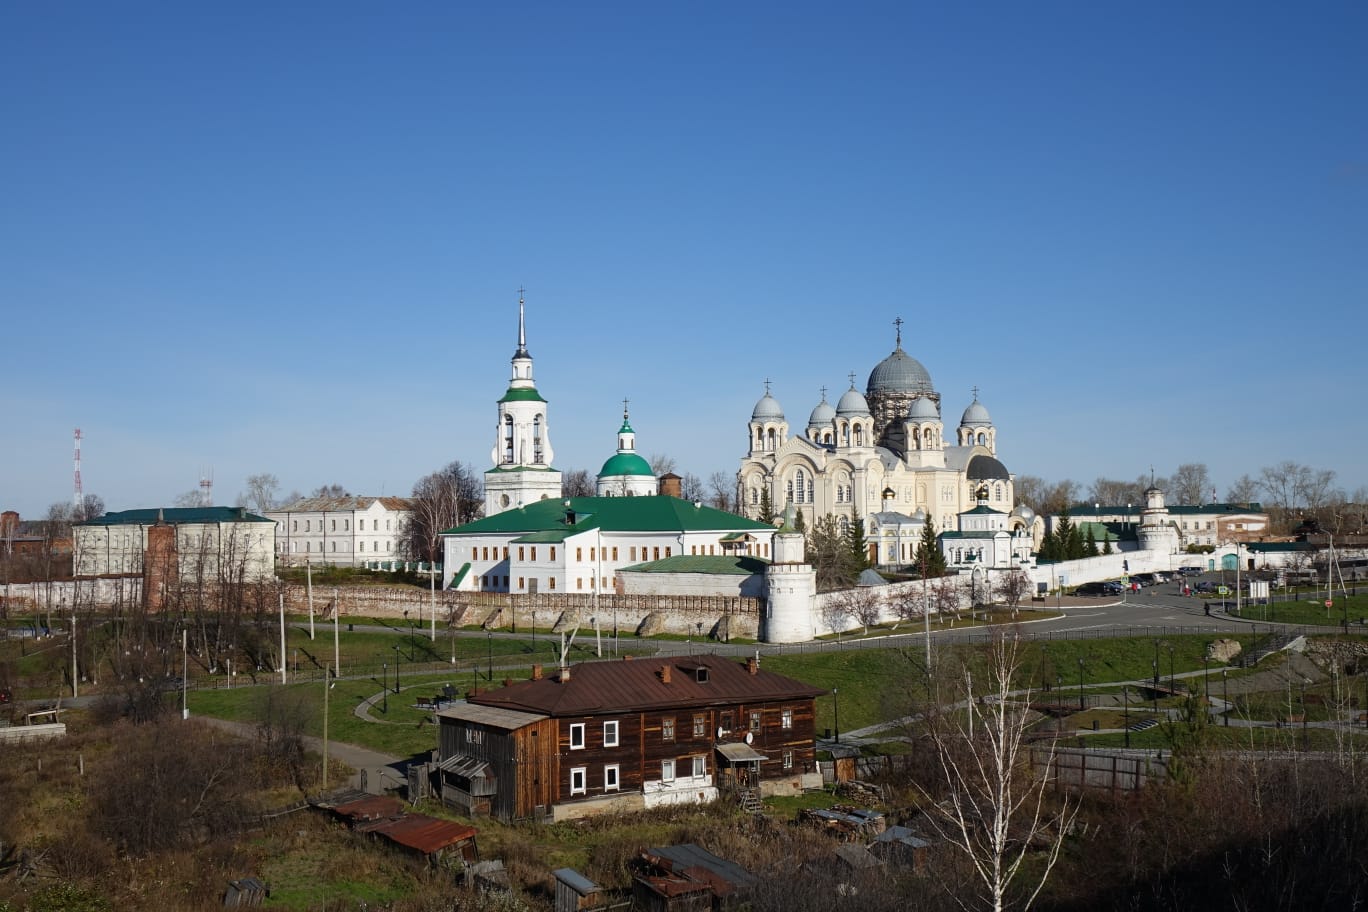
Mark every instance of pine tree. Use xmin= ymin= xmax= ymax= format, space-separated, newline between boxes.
xmin=847 ymin=513 xmax=870 ymax=573
xmin=914 ymin=517 xmax=948 ymax=577
xmin=758 ymin=488 xmax=775 ymax=524
xmin=1084 ymin=526 xmax=1099 ymax=557
xmin=1102 ymin=535 xmax=1113 ymax=555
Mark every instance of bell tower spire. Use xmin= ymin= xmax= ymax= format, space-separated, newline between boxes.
xmin=515 ymin=286 xmax=529 ymax=358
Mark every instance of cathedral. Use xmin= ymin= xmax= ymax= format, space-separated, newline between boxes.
xmin=737 ymin=320 xmax=1034 ymax=567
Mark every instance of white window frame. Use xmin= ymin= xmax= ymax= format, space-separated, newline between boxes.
xmin=603 ymin=720 xmax=619 ymax=748
xmin=604 ymin=764 xmax=620 ymax=792
xmin=691 ymin=755 xmax=706 ymax=778
xmin=781 ymin=708 xmax=793 ymax=730
xmin=569 ymin=723 xmax=586 ymax=750
xmin=570 ymin=767 xmax=587 ymax=795
xmin=783 ymin=750 xmax=794 ymax=770
xmin=661 ymin=759 xmax=675 ymax=782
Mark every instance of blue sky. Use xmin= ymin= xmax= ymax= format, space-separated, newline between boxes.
xmin=3 ymin=2 xmax=1365 ymax=517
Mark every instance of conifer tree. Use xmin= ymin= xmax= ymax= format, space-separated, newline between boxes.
xmin=1084 ymin=526 xmax=1099 ymax=557
xmin=758 ymin=488 xmax=775 ymax=524
xmin=914 ymin=517 xmax=948 ymax=577
xmin=847 ymin=513 xmax=870 ymax=573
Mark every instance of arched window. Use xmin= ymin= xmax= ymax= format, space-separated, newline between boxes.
xmin=807 ymin=479 xmax=814 ymax=502
xmin=853 ymin=425 xmax=863 ymax=447
xmin=751 ymin=487 xmax=760 ymax=505
xmin=795 ymin=469 xmax=806 ymax=503
xmin=767 ymin=428 xmax=777 ymax=450
xmin=977 ymin=431 xmax=986 ymax=446
xmin=533 ymin=414 xmax=544 ymax=463
xmin=994 ymin=484 xmax=1003 ymax=502
xmin=786 ymin=480 xmax=794 ymax=503
xmin=503 ymin=414 xmax=515 ymax=463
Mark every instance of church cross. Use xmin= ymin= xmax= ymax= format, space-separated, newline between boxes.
xmin=893 ymin=316 xmax=904 ymax=347
xmin=819 ymin=385 xmax=827 ymax=401
xmin=764 ymin=378 xmax=772 ymax=395
xmin=848 ymin=371 xmax=857 ymax=388
xmin=622 ymin=397 xmax=630 ymax=418
xmin=971 ymin=385 xmax=979 ymax=401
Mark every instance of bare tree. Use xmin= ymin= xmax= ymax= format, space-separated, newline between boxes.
xmin=648 ymin=453 xmax=677 ymax=475
xmin=1169 ymin=463 xmax=1211 ymax=505
xmin=311 ymin=483 xmax=348 ymax=499
xmin=1036 ymin=479 xmax=1080 ymax=515
xmin=933 ymin=574 xmax=962 ymax=621
xmin=172 ymin=489 xmax=203 ymax=508
xmin=1088 ymin=477 xmax=1143 ymax=506
xmin=1226 ymin=474 xmax=1261 ymax=504
xmin=707 ymin=470 xmax=735 ymax=512
xmin=999 ymin=570 xmax=1032 ymax=615
xmin=239 ymin=473 xmax=280 ymax=512
xmin=401 ymin=461 xmax=483 ymax=562
xmin=920 ymin=631 xmax=1076 ymax=912
xmin=679 ymin=472 xmax=706 ymax=503
xmin=562 ymin=468 xmax=595 ymax=498
xmin=819 ymin=594 xmax=853 ymax=640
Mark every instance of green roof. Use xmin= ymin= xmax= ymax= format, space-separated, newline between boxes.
xmin=76 ymin=507 xmax=273 ymax=526
xmin=598 ymin=452 xmax=654 ymax=477
xmin=510 ymin=529 xmax=577 ymax=543
xmin=962 ymin=505 xmax=1006 ymax=515
xmin=620 ymin=555 xmax=770 ymax=575
xmin=1067 ymin=502 xmax=1265 ymax=516
xmin=441 ymin=495 xmax=775 ymax=537
xmin=497 ymin=387 xmax=547 ymax=403
xmin=940 ymin=530 xmax=1005 ymax=540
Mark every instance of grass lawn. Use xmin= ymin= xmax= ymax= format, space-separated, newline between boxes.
xmin=1224 ymin=590 xmax=1368 ymax=627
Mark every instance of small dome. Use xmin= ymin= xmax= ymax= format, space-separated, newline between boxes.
xmin=960 ymin=398 xmax=992 ymax=427
xmin=1012 ymin=504 xmax=1036 ymax=523
xmin=836 ymin=385 xmax=871 ymax=417
xmin=751 ymin=391 xmax=784 ymax=422
xmin=867 ymin=346 xmax=935 ymax=396
xmin=807 ymin=392 xmax=835 ymax=426
xmin=911 ymin=508 xmax=928 ymax=522
xmin=598 ymin=452 xmax=654 ymax=478
xmin=908 ymin=396 xmax=940 ymax=421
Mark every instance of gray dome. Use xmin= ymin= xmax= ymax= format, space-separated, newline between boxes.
xmin=867 ymin=346 xmax=935 ymax=396
xmin=807 ymin=393 xmax=835 ymax=426
xmin=1012 ymin=504 xmax=1036 ymax=523
xmin=911 ymin=507 xmax=928 ymax=522
xmin=835 ymin=385 xmax=871 ymax=417
xmin=960 ymin=399 xmax=992 ymax=427
xmin=751 ymin=392 xmax=784 ymax=422
xmin=908 ymin=396 xmax=940 ymax=421
xmin=966 ymin=453 xmax=1011 ymax=481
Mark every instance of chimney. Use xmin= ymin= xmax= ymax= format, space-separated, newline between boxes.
xmin=559 ymin=665 xmax=571 ymax=682
xmin=531 ymin=664 xmax=543 ymax=680
xmin=659 ymin=473 xmax=682 ymax=498
xmin=659 ymin=664 xmax=672 ymax=684
xmin=747 ymin=655 xmax=759 ymax=676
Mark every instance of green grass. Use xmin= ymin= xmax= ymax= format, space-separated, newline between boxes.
xmin=1225 ymin=591 xmax=1368 ymax=627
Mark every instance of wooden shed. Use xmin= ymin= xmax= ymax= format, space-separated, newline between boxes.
xmin=553 ymin=867 xmax=605 ymax=912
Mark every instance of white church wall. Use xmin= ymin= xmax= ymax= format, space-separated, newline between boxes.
xmin=618 ymin=571 xmax=763 ymax=599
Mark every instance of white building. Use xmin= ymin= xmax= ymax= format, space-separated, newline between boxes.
xmin=1050 ymin=499 xmax=1270 ymax=551
xmin=738 ymin=322 xmax=1034 ymax=564
xmin=440 ymin=496 xmax=775 ymax=595
xmin=939 ymin=494 xmax=1034 ymax=572
xmin=596 ymin=405 xmax=658 ymax=497
xmin=73 ymin=507 xmax=275 ymax=582
xmin=485 ymin=292 xmax=562 ymax=516
xmin=267 ymin=496 xmax=413 ymax=566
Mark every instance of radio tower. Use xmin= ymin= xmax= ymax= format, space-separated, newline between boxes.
xmin=199 ymin=467 xmax=214 ymax=507
xmin=73 ymin=428 xmax=83 ymax=512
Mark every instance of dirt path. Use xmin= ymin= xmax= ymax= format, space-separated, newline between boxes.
xmin=196 ymin=716 xmax=409 ymax=795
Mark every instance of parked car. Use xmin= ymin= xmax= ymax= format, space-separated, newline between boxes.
xmin=1102 ymin=581 xmax=1125 ymax=594
xmin=1194 ymin=581 xmax=1217 ymax=594
xmin=1179 ymin=565 xmax=1205 ymax=575
xmin=1131 ymin=573 xmax=1156 ymax=586
xmin=1074 ymin=582 xmax=1112 ymax=596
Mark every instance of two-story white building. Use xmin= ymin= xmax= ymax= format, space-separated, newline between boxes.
xmin=73 ymin=506 xmax=276 ymax=582
xmin=440 ymin=496 xmax=775 ymax=595
xmin=267 ymin=496 xmax=413 ymax=566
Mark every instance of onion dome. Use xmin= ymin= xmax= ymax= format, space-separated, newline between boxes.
xmin=599 ymin=452 xmax=654 ymax=477
xmin=960 ymin=395 xmax=992 ymax=427
xmin=807 ymin=391 xmax=836 ymax=426
xmin=1012 ymin=504 xmax=1036 ymax=524
xmin=911 ymin=507 xmax=928 ymax=522
xmin=836 ymin=384 xmax=871 ymax=417
xmin=867 ymin=346 xmax=935 ymax=397
xmin=908 ymin=396 xmax=940 ymax=421
xmin=751 ymin=388 xmax=785 ymax=421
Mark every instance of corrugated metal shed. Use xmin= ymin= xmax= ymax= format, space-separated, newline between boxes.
xmin=359 ymin=813 xmax=478 ymax=858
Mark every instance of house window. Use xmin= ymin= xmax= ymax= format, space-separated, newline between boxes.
xmin=518 ymin=547 xmax=525 ymax=561
xmin=662 ymin=717 xmax=675 ymax=741
xmin=569 ymin=723 xmax=585 ymax=750
xmin=550 ymin=547 xmax=556 ymax=560
xmin=517 ymin=577 xmax=524 ymax=590
xmin=665 ymin=547 xmax=671 ymax=557
xmin=292 ymin=521 xmax=297 ymax=532
xmin=630 ymin=547 xmax=637 ymax=561
xmin=359 ymin=542 xmax=364 ymax=552
xmin=570 ymin=767 xmax=587 ymax=795
xmin=576 ymin=578 xmax=583 ymax=590
xmin=750 ymin=711 xmax=761 ymax=731
xmin=781 ymin=708 xmax=793 ymax=730
xmin=782 ymin=750 xmax=794 ymax=770
xmin=530 ymin=546 xmax=537 ymax=561
xmin=653 ymin=547 xmax=660 ymax=560
xmin=604 ymin=765 xmax=619 ymax=792
xmin=612 ymin=547 xmax=618 ymax=560
xmin=693 ymin=714 xmax=707 ymax=738
xmin=577 ymin=548 xmax=583 ymax=561
xmin=603 ymin=720 xmax=619 ymax=748
xmin=590 ymin=547 xmax=596 ymax=561
xmin=344 ymin=520 xmax=349 ymax=530
xmin=549 ymin=578 xmax=556 ymax=590
xmin=330 ymin=519 xmax=336 ymax=531
xmin=661 ymin=759 xmax=675 ymax=782
xmin=692 ymin=756 xmax=706 ymax=778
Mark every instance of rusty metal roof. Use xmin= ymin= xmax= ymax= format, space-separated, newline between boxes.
xmin=469 ymin=655 xmax=825 ymax=717
xmin=360 ymin=814 xmax=478 ymax=856
xmin=330 ymin=794 xmax=405 ymax=822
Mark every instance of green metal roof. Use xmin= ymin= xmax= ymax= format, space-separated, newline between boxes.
xmin=441 ymin=495 xmax=775 ymax=537
xmin=620 ymin=555 xmax=770 ymax=575
xmin=497 ymin=387 xmax=547 ymax=403
xmin=598 ymin=452 xmax=654 ymax=477
xmin=1067 ymin=502 xmax=1264 ymax=516
xmin=449 ymin=562 xmax=472 ymax=589
xmin=940 ymin=530 xmax=1005 ymax=540
xmin=962 ymin=505 xmax=1006 ymax=515
xmin=510 ymin=529 xmax=578 ymax=543
xmin=76 ymin=506 xmax=273 ymax=526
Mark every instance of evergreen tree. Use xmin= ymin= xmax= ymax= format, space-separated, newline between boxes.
xmin=1102 ymin=535 xmax=1113 ymax=555
xmin=1066 ymin=523 xmax=1085 ymax=560
xmin=914 ymin=517 xmax=948 ymax=577
xmin=794 ymin=509 xmax=806 ymax=533
xmin=808 ymin=514 xmax=861 ymax=590
xmin=1084 ymin=526 xmax=1099 ymax=557
xmin=847 ymin=513 xmax=870 ymax=573
xmin=758 ymin=488 xmax=775 ymax=524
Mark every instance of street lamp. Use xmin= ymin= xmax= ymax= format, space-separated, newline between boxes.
xmin=1167 ymin=645 xmax=1176 ymax=692
xmin=1123 ymin=685 xmax=1130 ymax=748
xmin=833 ymin=686 xmax=841 ymax=743
xmin=486 ymin=631 xmax=493 ymax=683
xmin=1203 ymin=656 xmax=1210 ymax=703
xmin=1077 ymin=658 xmax=1085 ymax=711
xmin=1153 ymin=639 xmax=1161 ymax=686
xmin=382 ymin=663 xmax=388 ymax=714
xmin=392 ymin=644 xmax=400 ymax=694
xmin=1223 ymin=668 xmax=1229 ymax=726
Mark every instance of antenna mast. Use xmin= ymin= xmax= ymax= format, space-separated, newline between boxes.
xmin=73 ymin=428 xmax=83 ymax=510
xmin=199 ymin=467 xmax=214 ymax=507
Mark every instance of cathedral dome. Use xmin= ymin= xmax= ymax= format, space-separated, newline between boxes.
xmin=867 ymin=346 xmax=935 ymax=397
xmin=966 ymin=454 xmax=1011 ymax=481
xmin=599 ymin=452 xmax=654 ymax=477
xmin=1012 ymin=504 xmax=1035 ymax=523
xmin=835 ymin=386 xmax=871 ymax=417
xmin=960 ymin=399 xmax=992 ymax=427
xmin=751 ymin=392 xmax=784 ymax=422
xmin=808 ymin=394 xmax=835 ymax=426
xmin=908 ymin=396 xmax=939 ymax=421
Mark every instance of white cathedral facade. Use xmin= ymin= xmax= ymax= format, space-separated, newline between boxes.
xmin=737 ymin=322 xmax=1035 ymax=568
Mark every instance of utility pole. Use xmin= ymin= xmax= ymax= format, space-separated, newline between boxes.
xmin=278 ymin=592 xmax=287 ymax=684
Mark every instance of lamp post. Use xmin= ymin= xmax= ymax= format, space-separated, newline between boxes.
xmin=392 ymin=644 xmax=400 ymax=694
xmin=1167 ymin=645 xmax=1176 ymax=693
xmin=1223 ymin=668 xmax=1229 ymax=726
xmin=1152 ymin=639 xmax=1161 ymax=686
xmin=486 ymin=631 xmax=493 ymax=683
xmin=833 ymin=686 xmax=840 ymax=743
xmin=1077 ymin=658 xmax=1085 ymax=711
xmin=1203 ymin=656 xmax=1210 ymax=703
xmin=322 ymin=663 xmax=333 ymax=791
xmin=1123 ymin=685 xmax=1130 ymax=748
xmin=382 ymin=663 xmax=388 ymax=714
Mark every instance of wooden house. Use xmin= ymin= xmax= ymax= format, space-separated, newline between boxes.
xmin=435 ymin=655 xmax=825 ymax=822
